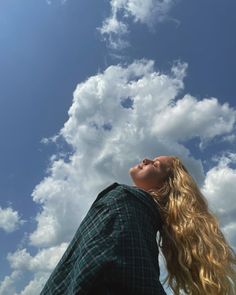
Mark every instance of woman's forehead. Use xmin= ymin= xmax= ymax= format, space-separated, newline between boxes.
xmin=154 ymin=156 xmax=172 ymax=165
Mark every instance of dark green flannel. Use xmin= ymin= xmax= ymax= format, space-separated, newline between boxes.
xmin=40 ymin=182 xmax=167 ymax=295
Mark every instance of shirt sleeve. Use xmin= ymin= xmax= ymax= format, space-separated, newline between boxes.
xmin=40 ymin=195 xmax=119 ymax=295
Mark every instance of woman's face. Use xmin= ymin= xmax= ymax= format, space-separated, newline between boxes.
xmin=129 ymin=156 xmax=173 ymax=191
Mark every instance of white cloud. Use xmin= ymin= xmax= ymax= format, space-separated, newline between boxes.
xmin=3 ymin=244 xmax=68 ymax=295
xmin=19 ymin=273 xmax=50 ymax=295
xmin=0 ymin=207 xmax=24 ymax=233
xmin=7 ymin=243 xmax=68 ymax=272
xmin=124 ymin=0 xmax=176 ymax=24
xmin=0 ymin=270 xmax=52 ymax=295
xmin=222 ymin=222 xmax=236 ymax=252
xmin=151 ymin=95 xmax=236 ymax=145
xmin=202 ymin=153 xmax=236 ymax=215
xmin=202 ymin=153 xmax=236 ymax=249
xmin=99 ymin=12 xmax=129 ymax=50
xmin=0 ymin=270 xmax=21 ymax=295
xmin=98 ymin=0 xmax=177 ymax=49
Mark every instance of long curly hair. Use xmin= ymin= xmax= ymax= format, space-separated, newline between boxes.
xmin=147 ymin=156 xmax=236 ymax=295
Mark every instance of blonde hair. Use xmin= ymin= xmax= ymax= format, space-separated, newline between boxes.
xmin=148 ymin=156 xmax=236 ymax=295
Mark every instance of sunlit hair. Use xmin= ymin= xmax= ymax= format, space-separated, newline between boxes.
xmin=147 ymin=156 xmax=236 ymax=295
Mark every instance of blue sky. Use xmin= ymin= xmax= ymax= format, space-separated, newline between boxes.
xmin=0 ymin=0 xmax=235 ymax=294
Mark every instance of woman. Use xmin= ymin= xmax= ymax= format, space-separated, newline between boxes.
xmin=129 ymin=155 xmax=236 ymax=295
xmin=40 ymin=155 xmax=236 ymax=295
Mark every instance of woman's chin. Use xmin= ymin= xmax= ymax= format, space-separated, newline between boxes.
xmin=129 ymin=165 xmax=138 ymax=174
xmin=128 ymin=167 xmax=134 ymax=175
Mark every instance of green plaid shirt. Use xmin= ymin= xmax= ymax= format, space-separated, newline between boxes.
xmin=40 ymin=182 xmax=167 ymax=295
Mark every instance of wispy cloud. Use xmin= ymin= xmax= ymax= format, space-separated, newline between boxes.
xmin=98 ymin=0 xmax=178 ymax=49
xmin=45 ymin=0 xmax=68 ymax=5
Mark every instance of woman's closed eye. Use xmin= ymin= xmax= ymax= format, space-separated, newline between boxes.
xmin=153 ymin=161 xmax=160 ymax=167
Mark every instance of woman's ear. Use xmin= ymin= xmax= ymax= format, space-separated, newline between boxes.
xmin=166 ymin=167 xmax=174 ymax=179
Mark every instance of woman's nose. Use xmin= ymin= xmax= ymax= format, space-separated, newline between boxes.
xmin=142 ymin=158 xmax=153 ymax=165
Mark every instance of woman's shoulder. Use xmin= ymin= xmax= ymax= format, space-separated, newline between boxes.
xmin=95 ymin=182 xmax=146 ymax=202
xmin=94 ymin=182 xmax=163 ymax=230
xmin=96 ymin=182 xmax=156 ymax=206
xmin=95 ymin=182 xmax=121 ymax=202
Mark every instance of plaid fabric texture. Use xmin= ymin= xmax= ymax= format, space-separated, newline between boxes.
xmin=40 ymin=182 xmax=167 ymax=295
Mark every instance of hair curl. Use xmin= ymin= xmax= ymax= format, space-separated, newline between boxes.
xmin=147 ymin=156 xmax=236 ymax=295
